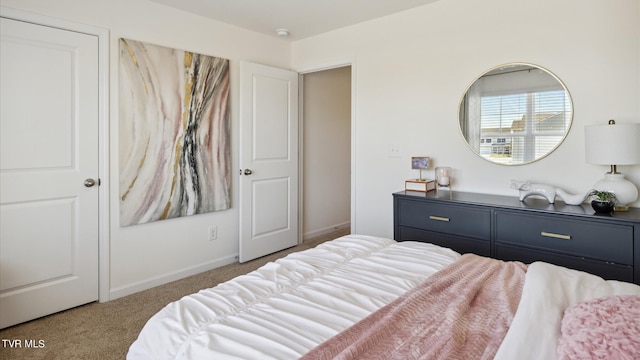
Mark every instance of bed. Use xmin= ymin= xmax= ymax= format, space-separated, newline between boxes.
xmin=127 ymin=234 xmax=640 ymax=360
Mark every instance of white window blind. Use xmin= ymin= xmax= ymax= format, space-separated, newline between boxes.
xmin=479 ymin=89 xmax=571 ymax=164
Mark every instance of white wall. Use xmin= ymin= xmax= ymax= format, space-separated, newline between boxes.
xmin=292 ymin=0 xmax=640 ymax=238
xmin=302 ymin=67 xmax=351 ymax=238
xmin=1 ymin=0 xmax=291 ymax=299
xmin=2 ymin=0 xmax=639 ymax=300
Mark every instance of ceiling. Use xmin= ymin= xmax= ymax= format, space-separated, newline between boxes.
xmin=149 ymin=0 xmax=440 ymax=41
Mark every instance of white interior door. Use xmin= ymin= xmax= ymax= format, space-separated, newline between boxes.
xmin=0 ymin=17 xmax=99 ymax=329
xmin=239 ymin=61 xmax=299 ymax=262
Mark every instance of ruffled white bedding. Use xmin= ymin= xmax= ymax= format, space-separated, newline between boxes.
xmin=127 ymin=235 xmax=461 ymax=360
xmin=128 ymin=234 xmax=640 ymax=360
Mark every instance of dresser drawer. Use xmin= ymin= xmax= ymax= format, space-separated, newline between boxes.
xmin=397 ymin=199 xmax=491 ymax=241
xmin=495 ymin=211 xmax=633 ymax=265
xmin=495 ymin=243 xmax=633 ymax=282
xmin=397 ymin=226 xmax=491 ymax=256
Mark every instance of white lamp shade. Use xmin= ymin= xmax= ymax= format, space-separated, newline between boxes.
xmin=585 ymin=123 xmax=640 ymax=165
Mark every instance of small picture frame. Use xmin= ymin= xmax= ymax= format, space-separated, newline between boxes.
xmin=411 ymin=156 xmax=430 ymax=181
xmin=411 ymin=156 xmax=430 ymax=170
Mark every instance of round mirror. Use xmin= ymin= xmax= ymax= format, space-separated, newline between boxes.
xmin=458 ymin=63 xmax=573 ymax=165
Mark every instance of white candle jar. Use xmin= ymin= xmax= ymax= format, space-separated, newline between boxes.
xmin=435 ymin=167 xmax=453 ymax=189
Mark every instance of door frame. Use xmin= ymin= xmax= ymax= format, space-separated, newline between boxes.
xmin=1 ymin=7 xmax=111 ymax=302
xmin=295 ymin=58 xmax=357 ymax=241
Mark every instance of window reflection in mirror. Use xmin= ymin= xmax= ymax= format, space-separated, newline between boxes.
xmin=459 ymin=63 xmax=573 ymax=165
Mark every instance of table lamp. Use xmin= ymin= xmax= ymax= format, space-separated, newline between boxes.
xmin=585 ymin=120 xmax=640 ymax=209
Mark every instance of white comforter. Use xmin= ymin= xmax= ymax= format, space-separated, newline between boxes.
xmin=127 ymin=235 xmax=461 ymax=360
xmin=129 ymin=234 xmax=640 ymax=360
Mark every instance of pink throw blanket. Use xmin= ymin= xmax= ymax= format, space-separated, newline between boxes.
xmin=301 ymin=254 xmax=527 ymax=360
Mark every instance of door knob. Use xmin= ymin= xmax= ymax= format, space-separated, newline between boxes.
xmin=243 ymin=169 xmax=253 ymax=175
xmin=84 ymin=178 xmax=96 ymax=187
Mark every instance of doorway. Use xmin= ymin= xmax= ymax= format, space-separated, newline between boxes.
xmin=302 ymin=66 xmax=352 ymax=240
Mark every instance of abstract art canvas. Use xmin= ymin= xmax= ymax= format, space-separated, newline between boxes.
xmin=119 ymin=39 xmax=230 ymax=226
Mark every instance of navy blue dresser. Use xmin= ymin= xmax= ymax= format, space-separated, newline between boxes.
xmin=393 ymin=190 xmax=640 ymax=285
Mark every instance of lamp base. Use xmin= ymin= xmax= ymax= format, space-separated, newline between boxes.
xmin=593 ymin=173 xmax=638 ymax=207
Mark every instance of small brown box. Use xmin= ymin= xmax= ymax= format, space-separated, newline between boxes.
xmin=405 ymin=179 xmax=435 ymax=192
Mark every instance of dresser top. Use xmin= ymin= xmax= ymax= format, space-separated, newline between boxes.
xmin=393 ymin=190 xmax=640 ymax=223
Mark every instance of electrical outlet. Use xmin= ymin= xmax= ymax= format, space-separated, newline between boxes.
xmin=208 ymin=226 xmax=217 ymax=241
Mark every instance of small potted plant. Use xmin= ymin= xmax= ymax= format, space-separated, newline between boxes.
xmin=587 ymin=189 xmax=617 ymax=214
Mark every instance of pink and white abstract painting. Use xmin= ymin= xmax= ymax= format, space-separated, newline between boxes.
xmin=119 ymin=39 xmax=230 ymax=226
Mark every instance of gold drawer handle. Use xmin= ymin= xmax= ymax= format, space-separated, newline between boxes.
xmin=429 ymin=215 xmax=450 ymax=222
xmin=541 ymin=232 xmax=571 ymax=240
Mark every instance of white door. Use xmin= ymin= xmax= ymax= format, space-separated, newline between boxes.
xmin=0 ymin=17 xmax=99 ymax=329
xmin=239 ymin=61 xmax=299 ymax=262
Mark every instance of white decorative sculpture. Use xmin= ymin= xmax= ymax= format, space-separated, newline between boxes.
xmin=510 ymin=180 xmax=587 ymax=205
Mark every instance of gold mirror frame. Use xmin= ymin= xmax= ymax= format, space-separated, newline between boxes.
xmin=458 ymin=63 xmax=573 ymax=166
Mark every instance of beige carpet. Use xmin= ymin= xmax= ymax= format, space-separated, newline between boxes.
xmin=0 ymin=229 xmax=348 ymax=360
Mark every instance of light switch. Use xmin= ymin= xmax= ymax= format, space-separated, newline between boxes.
xmin=389 ymin=144 xmax=401 ymax=158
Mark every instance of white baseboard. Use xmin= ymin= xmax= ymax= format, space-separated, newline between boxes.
xmin=108 ymin=254 xmax=238 ymax=301
xmin=303 ymin=221 xmax=351 ymax=240
xmin=110 ymin=222 xmax=351 ymax=300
